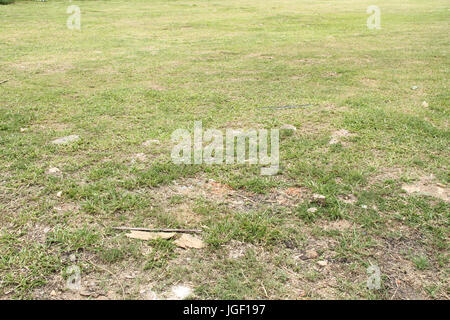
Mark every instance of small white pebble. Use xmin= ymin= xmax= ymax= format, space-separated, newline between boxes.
xmin=47 ymin=167 xmax=61 ymax=175
xmin=280 ymin=124 xmax=297 ymax=131
xmin=171 ymin=285 xmax=192 ymax=300
xmin=51 ymin=135 xmax=80 ymax=145
xmin=317 ymin=260 xmax=328 ymax=267
xmin=142 ymin=139 xmax=160 ymax=146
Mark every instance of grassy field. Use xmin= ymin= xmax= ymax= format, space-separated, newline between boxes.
xmin=0 ymin=0 xmax=448 ymax=299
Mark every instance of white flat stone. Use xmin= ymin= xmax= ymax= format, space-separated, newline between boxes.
xmin=51 ymin=135 xmax=80 ymax=145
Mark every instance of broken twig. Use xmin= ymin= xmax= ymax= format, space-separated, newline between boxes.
xmin=235 ymin=193 xmax=257 ymax=203
xmin=259 ymin=104 xmax=313 ymax=110
xmin=0 ymin=79 xmax=9 ymax=85
xmin=112 ymin=227 xmax=202 ymax=234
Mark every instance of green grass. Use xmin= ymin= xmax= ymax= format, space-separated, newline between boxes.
xmin=0 ymin=0 xmax=14 ymax=5
xmin=0 ymin=0 xmax=448 ymax=300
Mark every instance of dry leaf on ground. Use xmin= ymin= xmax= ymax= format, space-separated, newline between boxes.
xmin=126 ymin=231 xmax=176 ymax=241
xmin=174 ymin=234 xmax=206 ymax=249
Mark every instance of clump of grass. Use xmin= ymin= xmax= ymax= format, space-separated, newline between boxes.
xmin=412 ymin=255 xmax=430 ymax=270
xmin=46 ymin=227 xmax=100 ymax=251
xmin=205 ymin=211 xmax=283 ymax=246
xmin=0 ymin=232 xmax=61 ymax=298
xmin=143 ymin=239 xmax=177 ymax=270
xmin=0 ymin=0 xmax=15 ymax=5
xmin=100 ymin=248 xmax=125 ymax=263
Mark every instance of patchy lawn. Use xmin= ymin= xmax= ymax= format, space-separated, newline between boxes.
xmin=0 ymin=0 xmax=448 ymax=299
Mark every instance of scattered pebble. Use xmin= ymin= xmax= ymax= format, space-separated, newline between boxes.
xmin=56 ymin=191 xmax=62 ymax=197
xmin=340 ymin=194 xmax=357 ymax=204
xmin=329 ymin=129 xmax=351 ymax=145
xmin=361 ymin=205 xmax=368 ymax=209
xmin=305 ymin=249 xmax=318 ymax=259
xmin=51 ymin=135 xmax=80 ymax=145
xmin=280 ymin=124 xmax=297 ymax=131
xmin=311 ymin=193 xmax=326 ymax=206
xmin=329 ymin=138 xmax=338 ymax=145
xmin=422 ymin=101 xmax=429 ymax=108
xmin=411 ymin=86 xmax=418 ymax=90
xmin=307 ymin=207 xmax=318 ymax=213
xmin=317 ymin=260 xmax=328 ymax=267
xmin=20 ymin=128 xmax=28 ymax=132
xmin=47 ymin=167 xmax=61 ymax=175
xmin=142 ymin=139 xmax=160 ymax=146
